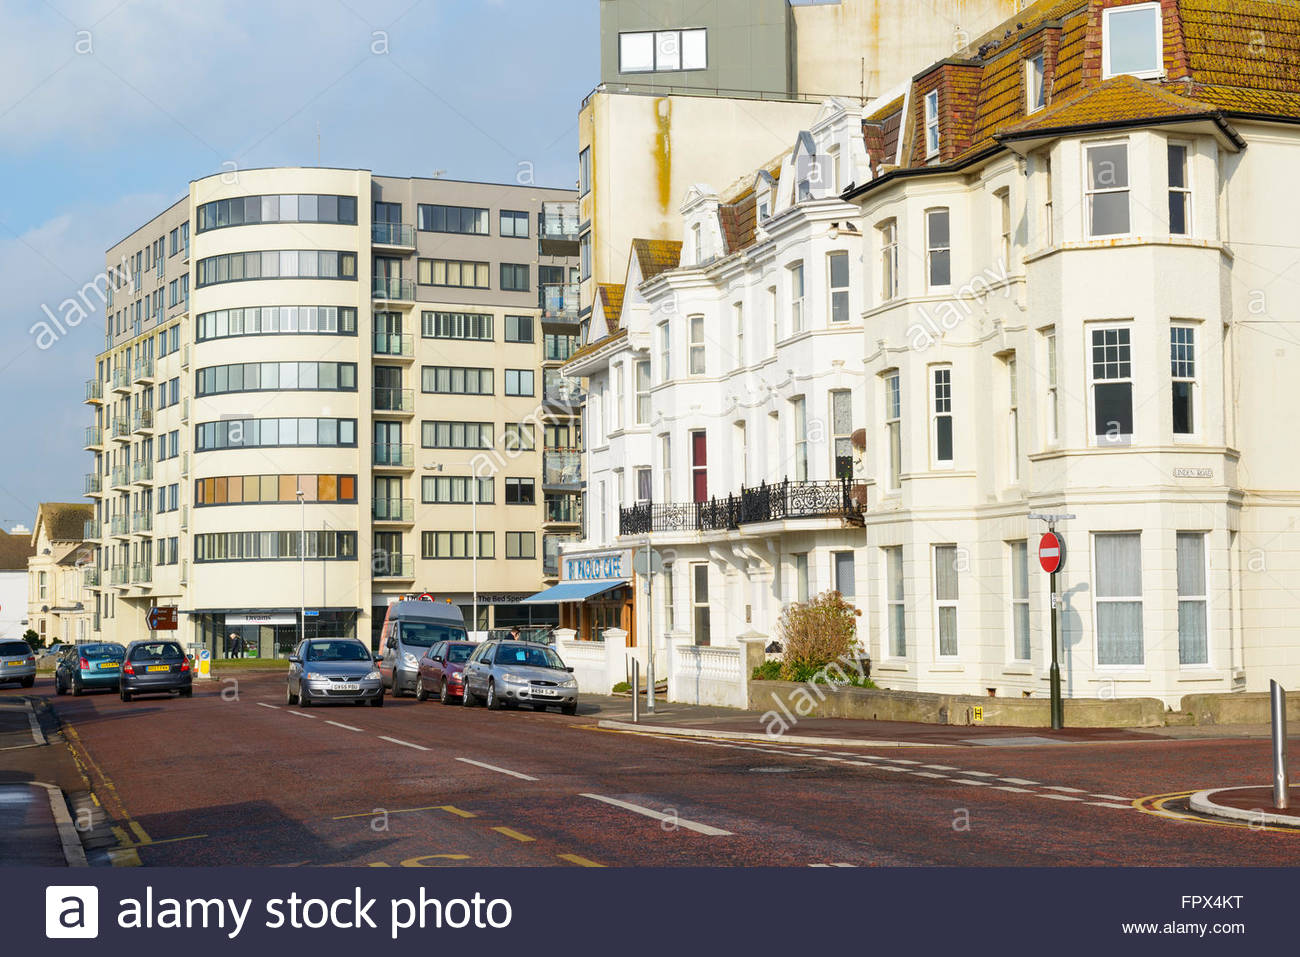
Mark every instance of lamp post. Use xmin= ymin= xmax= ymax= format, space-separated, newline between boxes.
xmin=297 ymin=488 xmax=306 ymax=648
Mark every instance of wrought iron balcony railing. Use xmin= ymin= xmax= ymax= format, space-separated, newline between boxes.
xmin=619 ymin=478 xmax=865 ymax=536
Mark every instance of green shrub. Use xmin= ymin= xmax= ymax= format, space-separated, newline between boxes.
xmin=751 ymin=659 xmax=782 ymax=681
xmin=612 ymin=681 xmax=631 ymax=693
xmin=776 ymin=590 xmax=862 ymax=681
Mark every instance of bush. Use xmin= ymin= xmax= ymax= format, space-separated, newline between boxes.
xmin=751 ymin=659 xmax=782 ymax=681
xmin=776 ymin=590 xmax=862 ymax=681
xmin=22 ymin=629 xmax=40 ymax=652
xmin=611 ymin=681 xmax=631 ymax=694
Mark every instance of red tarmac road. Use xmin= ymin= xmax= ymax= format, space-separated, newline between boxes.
xmin=13 ymin=674 xmax=1300 ymax=867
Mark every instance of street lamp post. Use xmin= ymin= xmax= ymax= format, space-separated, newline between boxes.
xmin=297 ymin=488 xmax=306 ymax=648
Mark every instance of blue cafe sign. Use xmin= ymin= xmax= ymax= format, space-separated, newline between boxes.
xmin=562 ymin=548 xmax=633 ymax=583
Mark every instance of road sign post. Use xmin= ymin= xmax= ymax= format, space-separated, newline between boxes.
xmin=147 ymin=605 xmax=178 ymax=631
xmin=1030 ymin=513 xmax=1075 ymax=731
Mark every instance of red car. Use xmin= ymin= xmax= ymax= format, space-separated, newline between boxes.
xmin=415 ymin=640 xmax=477 ymax=704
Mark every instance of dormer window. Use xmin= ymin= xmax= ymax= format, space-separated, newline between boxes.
xmin=1103 ymin=2 xmax=1163 ymax=79
xmin=1026 ymin=54 xmax=1046 ymax=113
xmin=924 ymin=90 xmax=940 ymax=158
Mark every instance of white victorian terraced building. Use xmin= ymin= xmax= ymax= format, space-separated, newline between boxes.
xmin=566 ymin=0 xmax=1300 ymax=706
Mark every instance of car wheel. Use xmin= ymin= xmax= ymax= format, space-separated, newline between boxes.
xmin=486 ymin=680 xmax=502 ymax=711
xmin=299 ymin=686 xmax=312 ymax=708
xmin=181 ymin=687 xmax=193 ymax=698
xmin=55 ymin=675 xmax=65 ymax=696
xmin=286 ymin=682 xmax=298 ymax=706
xmin=71 ymin=676 xmax=83 ymax=697
xmin=561 ymin=702 xmax=578 ymax=716
xmin=21 ymin=676 xmax=34 ymax=689
xmin=415 ymin=677 xmax=428 ymax=702
xmin=369 ymin=693 xmax=384 ymax=708
xmin=390 ymin=674 xmax=406 ymax=699
xmin=439 ymin=680 xmax=451 ymax=705
xmin=120 ymin=688 xmax=131 ymax=703
xmin=462 ymin=682 xmax=476 ymax=707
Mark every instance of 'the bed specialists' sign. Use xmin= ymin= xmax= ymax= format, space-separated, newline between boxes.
xmin=562 ymin=549 xmax=633 ymax=583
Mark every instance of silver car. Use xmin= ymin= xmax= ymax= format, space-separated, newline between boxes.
xmin=0 ymin=640 xmax=36 ymax=688
xmin=461 ymin=640 xmax=578 ymax=714
xmin=286 ymin=638 xmax=384 ymax=707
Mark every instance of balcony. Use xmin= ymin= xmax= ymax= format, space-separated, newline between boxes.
xmin=373 ymin=553 xmax=415 ymax=580
xmin=109 ymin=565 xmax=129 ymax=587
xmin=544 ymin=493 xmax=582 ymax=526
xmin=372 ymin=222 xmax=416 ymax=249
xmin=539 ymin=201 xmax=580 ymax=255
xmin=372 ymin=277 xmax=416 ymax=303
xmin=133 ymin=356 xmax=154 ymax=383
xmin=373 ymin=387 xmax=414 ymax=415
xmin=111 ymin=368 xmax=131 ymax=393
xmin=83 ymin=519 xmax=100 ymax=540
xmin=84 ymin=473 xmax=103 ymax=496
xmin=543 ymin=451 xmax=583 ymax=489
xmin=619 ymin=478 xmax=866 ymax=537
xmin=372 ymin=498 xmax=414 ymax=524
xmin=543 ymin=371 xmax=585 ymax=408
xmin=109 ymin=514 xmax=129 ymax=537
xmin=372 ymin=331 xmax=414 ymax=359
xmin=131 ymin=562 xmax=152 ymax=585
xmin=133 ymin=460 xmax=153 ymax=484
xmin=373 ymin=444 xmax=413 ymax=469
xmin=132 ymin=409 xmax=154 ymax=434
xmin=131 ymin=511 xmax=152 ymax=533
xmin=111 ymin=417 xmax=131 ymax=441
xmin=540 ymin=283 xmax=580 ymax=323
xmin=110 ymin=467 xmax=130 ymax=490
xmin=84 ymin=378 xmax=104 ymax=403
xmin=83 ymin=427 xmax=103 ymax=449
xmin=543 ymin=533 xmax=579 ymax=579
xmin=83 ymin=567 xmax=100 ymax=588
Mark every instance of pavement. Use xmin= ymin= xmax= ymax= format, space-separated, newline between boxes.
xmin=3 ymin=673 xmax=1299 ymax=867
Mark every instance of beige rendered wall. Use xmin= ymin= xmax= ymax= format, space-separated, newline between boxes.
xmin=792 ymin=0 xmax=1022 ymax=100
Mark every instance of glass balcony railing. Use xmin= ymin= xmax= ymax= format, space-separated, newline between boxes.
xmin=83 ymin=519 xmax=100 ymax=539
xmin=373 ymin=554 xmax=415 ymax=579
xmin=84 ymin=427 xmax=103 ymax=448
xmin=83 ymin=567 xmax=100 ymax=587
xmin=111 ymin=368 xmax=131 ymax=392
xmin=372 ymin=498 xmax=414 ymax=523
xmin=372 ymin=277 xmax=416 ymax=302
xmin=543 ymin=451 xmax=583 ymax=488
xmin=132 ymin=409 xmax=154 ymax=433
xmin=84 ymin=378 xmax=103 ymax=402
xmin=109 ymin=515 xmax=129 ymax=537
xmin=372 ymin=222 xmax=415 ymax=247
xmin=543 ymin=533 xmax=579 ymax=578
xmin=540 ymin=283 xmax=580 ymax=322
xmin=545 ymin=494 xmax=582 ymax=525
xmin=373 ymin=387 xmax=414 ymax=414
xmin=133 ymin=356 xmax=154 ymax=381
xmin=539 ymin=201 xmax=580 ymax=244
xmin=543 ymin=371 xmax=585 ymax=407
xmin=84 ymin=473 xmax=102 ymax=495
xmin=372 ymin=332 xmax=414 ymax=357
xmin=133 ymin=460 xmax=153 ymax=483
xmin=110 ymin=565 xmax=129 ymax=586
xmin=110 ymin=467 xmax=130 ymax=489
xmin=131 ymin=511 xmax=152 ymax=533
xmin=111 ymin=418 xmax=131 ymax=440
xmin=373 ymin=444 xmax=413 ymax=468
xmin=131 ymin=562 xmax=152 ymax=584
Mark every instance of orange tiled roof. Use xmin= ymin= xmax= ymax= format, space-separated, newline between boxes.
xmin=631 ymin=239 xmax=682 ymax=281
xmin=866 ymin=95 xmax=905 ymax=124
xmin=719 ymin=189 xmax=759 ymax=254
xmin=596 ymin=284 xmax=625 ymax=328
xmin=1000 ymin=73 xmax=1218 ymax=138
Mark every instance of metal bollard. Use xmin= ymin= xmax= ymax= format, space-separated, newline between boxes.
xmin=631 ymin=658 xmax=639 ymax=724
xmin=1272 ymin=680 xmax=1289 ymax=810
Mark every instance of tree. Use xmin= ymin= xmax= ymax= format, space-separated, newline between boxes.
xmin=22 ymin=629 xmax=41 ymax=652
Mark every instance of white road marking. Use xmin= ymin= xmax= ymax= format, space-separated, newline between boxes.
xmin=288 ymin=711 xmax=316 ymax=720
xmin=994 ymin=786 xmax=1033 ymax=793
xmin=999 ymin=777 xmax=1040 ymax=785
xmin=1037 ymin=794 xmax=1084 ymax=802
xmin=912 ymin=772 xmax=949 ymax=779
xmin=456 ymin=757 xmax=536 ymax=780
xmin=580 ymin=793 xmax=732 ymax=836
xmin=326 ymin=720 xmax=362 ymax=732
xmin=921 ymin=764 xmax=958 ymax=771
xmin=810 ymin=862 xmax=856 ymax=867
xmin=381 ymin=736 xmax=430 ymax=752
xmin=1043 ymin=785 xmax=1086 ymax=793
xmin=1090 ymin=793 xmax=1134 ymax=802
xmin=257 ymin=702 xmax=279 ymax=710
xmin=1086 ymin=801 xmax=1134 ymax=809
xmin=955 ymin=780 xmax=993 ymax=787
xmin=959 ymin=771 xmax=998 ymax=778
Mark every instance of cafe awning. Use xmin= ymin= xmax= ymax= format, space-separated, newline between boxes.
xmin=518 ymin=580 xmax=626 ymax=604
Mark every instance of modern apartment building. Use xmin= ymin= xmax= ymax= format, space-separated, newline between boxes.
xmin=572 ymin=0 xmax=1300 ymax=705
xmin=85 ymin=168 xmax=578 ymax=655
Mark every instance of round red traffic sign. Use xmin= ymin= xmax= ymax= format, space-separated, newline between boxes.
xmin=1039 ymin=532 xmax=1064 ymax=574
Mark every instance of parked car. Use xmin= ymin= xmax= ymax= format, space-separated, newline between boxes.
xmin=377 ymin=599 xmax=469 ymax=697
xmin=37 ymin=642 xmax=70 ymax=667
xmin=461 ymin=640 xmax=578 ymax=714
xmin=286 ymin=638 xmax=384 ymax=707
xmin=415 ymin=640 xmax=477 ymax=704
xmin=54 ymin=642 xmax=125 ymax=695
xmin=0 ymin=640 xmax=36 ymax=689
xmin=119 ymin=640 xmax=192 ymax=701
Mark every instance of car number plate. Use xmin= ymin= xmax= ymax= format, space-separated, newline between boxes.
xmin=146 ymin=664 xmax=170 ymax=672
xmin=5 ymin=659 xmax=24 ymax=666
xmin=331 ymin=683 xmax=360 ymax=691
xmin=533 ymin=687 xmax=559 ymax=697
xmin=99 ymin=662 xmax=119 ymax=670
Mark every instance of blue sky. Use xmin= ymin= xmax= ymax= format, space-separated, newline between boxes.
xmin=0 ymin=0 xmax=597 ymax=526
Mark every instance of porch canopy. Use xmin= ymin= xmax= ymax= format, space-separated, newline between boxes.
xmin=519 ymin=580 xmax=625 ymax=604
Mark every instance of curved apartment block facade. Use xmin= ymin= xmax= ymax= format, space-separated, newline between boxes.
xmin=87 ymin=168 xmax=579 ymax=655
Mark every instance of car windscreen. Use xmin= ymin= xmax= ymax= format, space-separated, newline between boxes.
xmin=493 ymin=644 xmax=566 ymax=670
xmin=446 ymin=643 xmax=475 ymax=663
xmin=306 ymin=641 xmax=371 ymax=662
xmin=80 ymin=644 xmax=124 ymax=659
xmin=129 ymin=642 xmax=184 ymax=660
xmin=398 ymin=620 xmax=467 ymax=647
xmin=0 ymin=641 xmax=31 ymax=656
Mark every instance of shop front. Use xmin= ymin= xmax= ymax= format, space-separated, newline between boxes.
xmin=191 ymin=608 xmax=359 ymax=658
xmin=520 ymin=547 xmax=635 ymax=645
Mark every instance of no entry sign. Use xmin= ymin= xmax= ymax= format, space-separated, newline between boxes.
xmin=1039 ymin=532 xmax=1064 ymax=574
